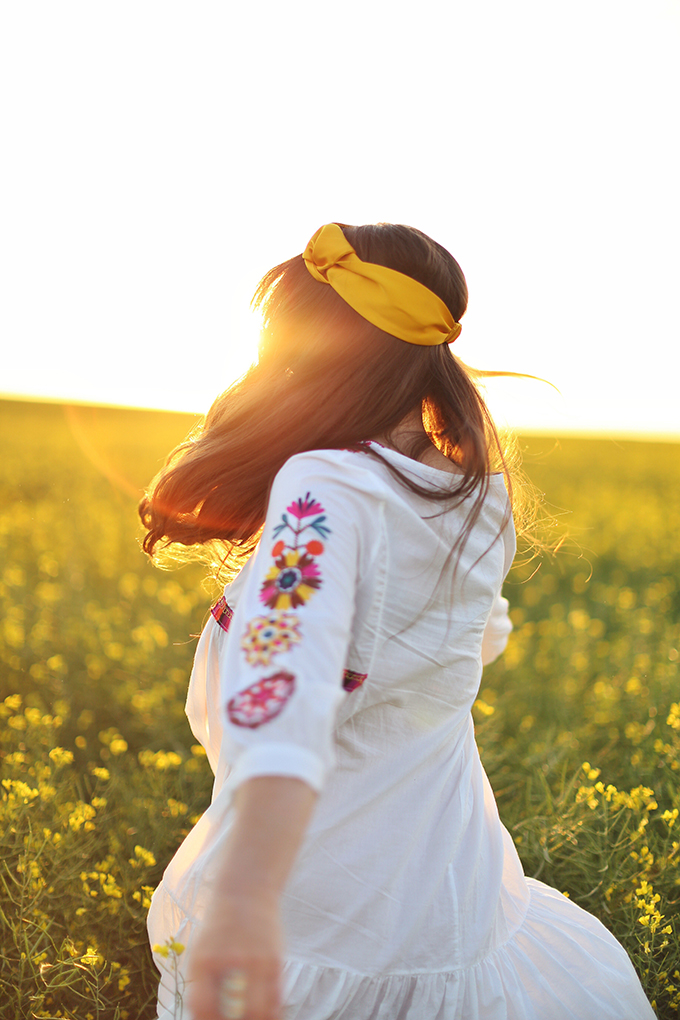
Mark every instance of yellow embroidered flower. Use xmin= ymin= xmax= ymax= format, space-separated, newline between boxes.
xmin=241 ymin=612 xmax=302 ymax=665
xmin=260 ymin=551 xmax=322 ymax=610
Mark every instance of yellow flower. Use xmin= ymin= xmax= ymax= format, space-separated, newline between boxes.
xmin=81 ymin=947 xmax=103 ymax=966
xmin=131 ymin=845 xmax=156 ymax=868
xmin=48 ymin=747 xmax=74 ymax=767
xmin=2 ymin=779 xmax=39 ymax=803
xmin=166 ymin=798 xmax=188 ymax=817
xmin=138 ymin=749 xmax=183 ymax=771
xmin=133 ymin=885 xmax=154 ymax=909
xmin=101 ymin=874 xmax=123 ymax=898
xmin=473 ymin=699 xmax=495 ymax=717
xmin=576 ymin=785 xmax=598 ymax=810
xmin=68 ymin=802 xmax=96 ymax=832
xmin=667 ymin=703 xmax=680 ymax=729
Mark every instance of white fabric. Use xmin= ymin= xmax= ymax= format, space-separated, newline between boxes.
xmin=148 ymin=445 xmax=654 ymax=1019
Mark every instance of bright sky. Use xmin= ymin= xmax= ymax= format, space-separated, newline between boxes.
xmin=2 ymin=0 xmax=679 ymax=437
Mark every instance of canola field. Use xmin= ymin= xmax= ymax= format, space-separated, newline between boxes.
xmin=1 ymin=397 xmax=679 ymax=1019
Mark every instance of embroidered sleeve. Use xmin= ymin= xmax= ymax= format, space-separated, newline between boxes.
xmin=217 ymin=453 xmax=364 ymax=792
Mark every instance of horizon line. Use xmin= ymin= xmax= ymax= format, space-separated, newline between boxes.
xmin=2 ymin=391 xmax=679 ymax=445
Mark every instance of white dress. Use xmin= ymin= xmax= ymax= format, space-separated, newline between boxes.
xmin=148 ymin=444 xmax=655 ymax=1019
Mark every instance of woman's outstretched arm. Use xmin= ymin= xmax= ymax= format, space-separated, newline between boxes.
xmin=186 ymin=455 xmax=365 ymax=1018
xmin=187 ymin=775 xmax=317 ymax=1020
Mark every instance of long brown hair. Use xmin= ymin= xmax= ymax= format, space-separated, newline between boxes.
xmin=139 ymin=223 xmax=513 ymax=573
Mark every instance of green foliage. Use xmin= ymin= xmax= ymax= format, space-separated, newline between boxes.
xmin=1 ymin=402 xmax=679 ymax=1017
xmin=0 ymin=400 xmax=212 ymax=1019
xmin=476 ymin=434 xmax=680 ymax=1017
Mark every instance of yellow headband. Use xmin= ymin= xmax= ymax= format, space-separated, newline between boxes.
xmin=302 ymin=223 xmax=461 ymax=346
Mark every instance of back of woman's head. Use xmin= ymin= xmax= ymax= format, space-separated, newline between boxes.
xmin=140 ymin=222 xmax=500 ymax=563
xmin=256 ymin=223 xmax=467 ymax=374
xmin=252 ymin=224 xmax=475 ymax=447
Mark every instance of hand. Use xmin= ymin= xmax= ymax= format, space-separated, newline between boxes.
xmin=186 ymin=776 xmax=316 ymax=1019
xmin=186 ymin=889 xmax=284 ymax=1020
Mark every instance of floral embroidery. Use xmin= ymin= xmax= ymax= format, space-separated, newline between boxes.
xmin=227 ymin=671 xmax=296 ymax=728
xmin=240 ymin=612 xmax=302 ymax=666
xmin=260 ymin=551 xmax=322 ymax=610
xmin=272 ymin=492 xmax=331 ymax=542
xmin=259 ymin=492 xmax=331 ymax=611
xmin=286 ymin=494 xmax=325 ymax=520
xmin=342 ymin=669 xmax=367 ymax=693
xmin=211 ymin=595 xmax=234 ymax=632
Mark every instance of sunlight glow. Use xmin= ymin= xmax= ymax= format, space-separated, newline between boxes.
xmin=1 ymin=0 xmax=678 ymax=437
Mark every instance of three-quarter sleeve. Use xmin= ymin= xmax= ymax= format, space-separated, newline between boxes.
xmin=216 ymin=453 xmax=364 ymax=793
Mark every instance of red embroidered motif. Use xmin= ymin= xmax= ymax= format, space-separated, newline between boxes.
xmin=342 ymin=669 xmax=367 ymax=692
xmin=227 ymin=671 xmax=296 ymax=728
xmin=211 ymin=595 xmax=234 ymax=632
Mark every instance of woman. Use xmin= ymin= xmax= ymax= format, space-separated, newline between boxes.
xmin=140 ymin=223 xmax=655 ymax=1019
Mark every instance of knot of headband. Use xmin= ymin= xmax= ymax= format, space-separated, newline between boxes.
xmin=302 ymin=223 xmax=462 ymax=347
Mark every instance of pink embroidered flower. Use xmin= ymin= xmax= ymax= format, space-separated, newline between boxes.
xmin=259 ymin=550 xmax=322 ymax=610
xmin=240 ymin=612 xmax=302 ymax=666
xmin=273 ymin=491 xmax=330 ymax=543
xmin=287 ymin=493 xmax=325 ymax=519
xmin=227 ymin=671 xmax=296 ymax=728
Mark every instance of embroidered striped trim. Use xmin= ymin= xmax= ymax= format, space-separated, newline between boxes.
xmin=211 ymin=595 xmax=234 ymax=632
xmin=342 ymin=669 xmax=367 ymax=693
